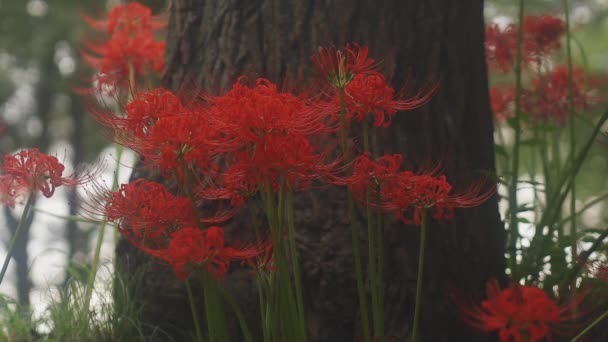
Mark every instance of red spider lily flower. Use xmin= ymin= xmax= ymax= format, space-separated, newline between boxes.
xmin=134 ymin=113 xmax=220 ymax=178
xmin=82 ymin=2 xmax=166 ymax=35
xmin=485 ymin=23 xmax=519 ymax=73
xmin=0 ymin=175 xmax=28 ymax=207
xmin=522 ymin=15 xmax=565 ymax=59
xmin=99 ymin=179 xmax=198 ymax=244
xmin=197 ymin=77 xmax=339 ymax=195
xmin=207 ymin=77 xmax=332 ymax=142
xmin=460 ymin=279 xmax=583 ymax=342
xmin=140 ymin=226 xmax=269 ymax=280
xmin=82 ymin=30 xmax=165 ymax=91
xmin=344 ymin=153 xmax=403 ymax=207
xmin=92 ymin=88 xmax=225 ymax=180
xmin=199 ymin=134 xmax=340 ymax=205
xmin=81 ymin=2 xmax=166 ymax=92
xmin=486 ymin=16 xmax=564 ymax=74
xmin=524 ymin=65 xmax=595 ymax=125
xmin=337 ymin=74 xmax=435 ymax=128
xmin=344 ymin=154 xmax=494 ymax=225
xmin=1 ymin=148 xmax=86 ymax=199
xmin=311 ymin=44 xmax=380 ymax=88
xmin=392 ymin=172 xmax=495 ymax=225
xmin=247 ymin=243 xmax=277 ymax=277
xmin=91 ymin=87 xmax=188 ymax=141
xmin=239 ymin=134 xmax=339 ymax=189
xmin=490 ymin=85 xmax=516 ymax=122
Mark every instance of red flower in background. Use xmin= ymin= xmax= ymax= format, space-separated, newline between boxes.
xmin=311 ymin=44 xmax=379 ymax=88
xmin=522 ymin=15 xmax=565 ymax=58
xmin=82 ymin=31 xmax=165 ymax=90
xmin=81 ymin=2 xmax=166 ymax=92
xmin=485 ymin=15 xmax=564 ymax=74
xmin=485 ymin=23 xmax=519 ymax=73
xmin=1 ymin=148 xmax=85 ymax=200
xmin=524 ymin=65 xmax=595 ymax=124
xmin=460 ymin=279 xmax=580 ymax=342
xmin=490 ymin=66 xmax=599 ymax=125
xmin=490 ymin=85 xmax=516 ymax=122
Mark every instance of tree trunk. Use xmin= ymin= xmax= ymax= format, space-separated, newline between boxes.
xmin=116 ymin=0 xmax=506 ymax=341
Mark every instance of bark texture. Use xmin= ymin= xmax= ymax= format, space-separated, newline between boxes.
xmin=116 ymin=1 xmax=506 ymax=341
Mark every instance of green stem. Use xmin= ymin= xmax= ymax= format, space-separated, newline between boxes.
xmin=540 ymin=126 xmax=552 ymax=210
xmin=533 ymin=108 xmax=608 ymax=269
xmin=257 ymin=276 xmax=270 ymax=342
xmin=339 ymin=86 xmax=372 ymax=342
xmin=349 ymin=193 xmax=372 ymax=342
xmin=84 ymin=146 xmax=123 ymax=310
xmin=557 ymin=193 xmax=608 ymax=227
xmin=0 ymin=193 xmax=34 ymax=285
xmin=367 ymin=203 xmax=379 ymax=339
xmin=218 ymin=286 xmax=254 ymax=342
xmin=411 ymin=209 xmax=428 ymax=342
xmin=83 ymin=221 xmax=107 ymax=308
xmin=363 ymin=116 xmax=382 ymax=339
xmin=32 ymin=207 xmax=102 ymax=223
xmin=186 ymin=279 xmax=205 ymax=342
xmin=363 ymin=119 xmax=379 ymax=338
xmin=508 ymin=0 xmax=526 ymax=282
xmin=286 ymin=190 xmax=307 ymax=340
xmin=376 ymin=212 xmax=385 ymax=341
xmin=571 ymin=307 xmax=608 ymax=341
xmin=563 ymin=0 xmax=578 ymax=261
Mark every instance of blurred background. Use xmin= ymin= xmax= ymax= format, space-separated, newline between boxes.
xmin=0 ymin=0 xmax=607 ymax=324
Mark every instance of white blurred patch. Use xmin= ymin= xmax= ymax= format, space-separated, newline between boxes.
xmin=26 ymin=0 xmax=48 ymax=17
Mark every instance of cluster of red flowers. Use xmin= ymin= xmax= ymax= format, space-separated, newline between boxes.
xmin=461 ymin=279 xmax=578 ymax=342
xmin=80 ymin=3 xmax=489 ymax=282
xmin=81 ymin=2 xmax=166 ymax=92
xmin=486 ymin=15 xmax=564 ymax=73
xmin=491 ymin=66 xmax=596 ymax=124
xmin=486 ymin=15 xmax=601 ymax=124
xmin=86 ymin=42 xmax=460 ymax=279
xmin=344 ymin=153 xmax=494 ymax=225
xmin=97 ymin=178 xmax=267 ymax=280
xmin=0 ymin=148 xmax=85 ymax=207
xmin=523 ymin=65 xmax=596 ymax=124
xmin=313 ymin=44 xmax=435 ymax=128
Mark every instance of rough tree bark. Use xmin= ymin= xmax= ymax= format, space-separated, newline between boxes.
xmin=116 ymin=1 xmax=506 ymax=341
